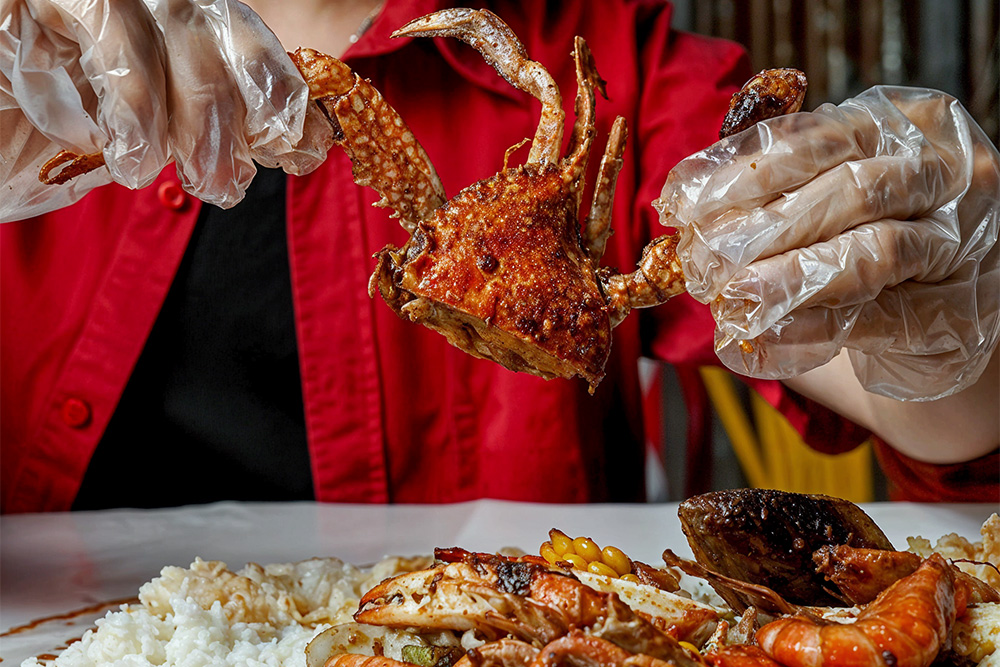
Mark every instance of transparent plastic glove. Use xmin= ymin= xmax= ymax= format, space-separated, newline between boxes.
xmin=0 ymin=0 xmax=333 ymax=222
xmin=657 ymin=86 xmax=1000 ymax=400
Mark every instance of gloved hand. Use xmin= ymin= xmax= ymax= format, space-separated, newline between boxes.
xmin=656 ymin=86 xmax=1000 ymax=401
xmin=0 ymin=0 xmax=333 ymax=222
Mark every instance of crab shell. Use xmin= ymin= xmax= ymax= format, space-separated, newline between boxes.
xmin=369 ymin=162 xmax=612 ymax=388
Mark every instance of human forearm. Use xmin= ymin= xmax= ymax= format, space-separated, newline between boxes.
xmin=782 ymin=346 xmax=999 ymax=464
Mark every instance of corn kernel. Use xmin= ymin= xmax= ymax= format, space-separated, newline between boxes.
xmin=560 ymin=553 xmax=588 ymax=570
xmin=572 ymin=537 xmax=602 ymax=562
xmin=620 ymin=573 xmax=640 ymax=584
xmin=600 ymin=546 xmax=632 ymax=576
xmin=587 ymin=561 xmax=619 ymax=578
xmin=678 ymin=641 xmax=702 ymax=657
xmin=550 ymin=529 xmax=574 ymax=556
xmin=540 ymin=542 xmax=560 ymax=564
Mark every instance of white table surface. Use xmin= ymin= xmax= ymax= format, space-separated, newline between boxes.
xmin=2 ymin=500 xmax=996 ymax=662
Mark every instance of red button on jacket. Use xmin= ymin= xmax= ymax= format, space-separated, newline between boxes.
xmin=61 ymin=398 xmax=92 ymax=428
xmin=157 ymin=182 xmax=187 ymax=210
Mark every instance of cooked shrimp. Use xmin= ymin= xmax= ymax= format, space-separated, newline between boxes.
xmin=757 ymin=554 xmax=964 ymax=667
xmin=813 ymin=545 xmax=1000 ymax=605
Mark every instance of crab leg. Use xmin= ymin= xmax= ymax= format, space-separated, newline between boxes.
xmin=392 ymin=9 xmax=564 ymax=165
xmin=290 ymin=48 xmax=447 ymax=231
xmin=600 ymin=234 xmax=686 ymax=328
xmin=583 ymin=117 xmax=627 ymax=262
xmin=563 ymin=38 xmax=603 ymax=186
xmin=558 ymin=36 xmax=627 ymax=263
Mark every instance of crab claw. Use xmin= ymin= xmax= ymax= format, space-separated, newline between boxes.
xmin=392 ymin=8 xmax=564 ymax=165
xmin=290 ymin=47 xmax=447 ymax=231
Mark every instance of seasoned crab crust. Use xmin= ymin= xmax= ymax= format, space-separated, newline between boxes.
xmin=372 ymin=162 xmax=612 ymax=387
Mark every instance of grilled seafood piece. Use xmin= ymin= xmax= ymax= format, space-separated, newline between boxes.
xmin=290 ymin=9 xmax=806 ymax=390
xmin=718 ymin=69 xmax=807 ymax=139
xmin=324 ymin=657 xmax=412 ymax=667
xmin=437 ymin=546 xmax=719 ymax=645
xmin=571 ymin=569 xmax=720 ymax=646
xmin=353 ymin=549 xmax=701 ymax=667
xmin=678 ymin=489 xmax=892 ymax=606
xmin=813 ymin=544 xmax=1000 ymax=606
xmin=757 ymin=554 xmax=964 ymax=667
xmin=347 ymin=633 xmax=687 ymax=667
xmin=292 ymin=10 xmax=626 ymax=389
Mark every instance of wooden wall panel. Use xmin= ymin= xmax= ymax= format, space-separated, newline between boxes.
xmin=669 ymin=0 xmax=999 ymax=142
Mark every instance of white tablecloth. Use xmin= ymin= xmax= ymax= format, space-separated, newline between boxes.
xmin=1 ymin=500 xmax=996 ymax=663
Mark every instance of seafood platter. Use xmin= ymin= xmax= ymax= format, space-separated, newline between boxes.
xmin=7 ymin=490 xmax=1000 ymax=667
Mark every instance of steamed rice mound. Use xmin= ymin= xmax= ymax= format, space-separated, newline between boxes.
xmin=21 ymin=555 xmax=431 ymax=667
xmin=907 ymin=513 xmax=1000 ymax=589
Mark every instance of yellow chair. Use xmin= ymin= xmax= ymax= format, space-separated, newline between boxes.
xmin=699 ymin=366 xmax=875 ymax=503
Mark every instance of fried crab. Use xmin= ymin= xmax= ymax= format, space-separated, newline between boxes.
xmin=290 ymin=10 xmax=804 ymax=390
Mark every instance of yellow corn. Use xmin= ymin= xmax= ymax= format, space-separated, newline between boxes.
xmin=587 ymin=561 xmax=618 ymax=578
xmin=540 ymin=542 xmax=560 ymax=564
xmin=549 ymin=529 xmax=574 ymax=556
xmin=572 ymin=537 xmax=602 ymax=562
xmin=678 ymin=642 xmax=702 ymax=657
xmin=560 ymin=553 xmax=588 ymax=570
xmin=542 ymin=530 xmax=641 ymax=582
xmin=600 ymin=546 xmax=631 ymax=576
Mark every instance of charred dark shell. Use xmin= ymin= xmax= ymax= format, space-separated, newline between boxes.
xmin=678 ymin=489 xmax=892 ymax=606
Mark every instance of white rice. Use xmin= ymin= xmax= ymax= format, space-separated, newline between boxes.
xmin=21 ymin=556 xmax=431 ymax=667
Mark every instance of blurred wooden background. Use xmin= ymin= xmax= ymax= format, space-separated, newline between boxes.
xmin=671 ymin=0 xmax=1000 ymax=144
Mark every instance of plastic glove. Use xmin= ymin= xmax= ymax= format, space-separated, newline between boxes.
xmin=656 ymin=86 xmax=1000 ymax=401
xmin=0 ymin=0 xmax=333 ymax=222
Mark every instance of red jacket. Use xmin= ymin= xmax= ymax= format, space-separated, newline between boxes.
xmin=3 ymin=0 xmax=987 ymax=512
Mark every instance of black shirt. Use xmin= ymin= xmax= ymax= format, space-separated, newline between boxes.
xmin=73 ymin=168 xmax=313 ymax=509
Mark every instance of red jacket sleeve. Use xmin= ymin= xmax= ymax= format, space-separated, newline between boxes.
xmin=873 ymin=438 xmax=1000 ymax=503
